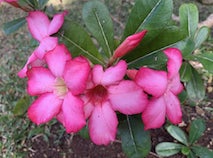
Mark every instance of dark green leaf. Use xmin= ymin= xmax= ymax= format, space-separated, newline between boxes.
xmin=119 ymin=116 xmax=151 ymax=158
xmin=187 ymin=151 xmax=196 ymax=158
xmin=186 ymin=67 xmax=205 ymax=103
xmin=12 ymin=96 xmax=30 ymax=116
xmin=82 ymin=0 xmax=114 ymax=57
xmin=192 ymin=146 xmax=213 ymax=158
xmin=123 ymin=0 xmax=173 ymax=39
xmin=156 ymin=142 xmax=183 ymax=157
xmin=180 ymin=62 xmax=192 ymax=82
xmin=195 ymin=53 xmax=213 ymax=74
xmin=127 ymin=50 xmax=167 ymax=69
xmin=166 ymin=125 xmax=188 ymax=146
xmin=179 ymin=3 xmax=198 ymax=37
xmin=189 ymin=118 xmax=206 ymax=144
xmin=194 ymin=26 xmax=209 ymax=49
xmin=60 ymin=19 xmax=104 ymax=64
xmin=3 ymin=17 xmax=26 ymax=35
xmin=79 ymin=125 xmax=89 ymax=139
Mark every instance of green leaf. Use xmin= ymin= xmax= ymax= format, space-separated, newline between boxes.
xmin=12 ymin=96 xmax=30 ymax=116
xmin=79 ymin=125 xmax=89 ymax=139
xmin=189 ymin=118 xmax=206 ymax=144
xmin=194 ymin=26 xmax=209 ymax=49
xmin=187 ymin=151 xmax=196 ymax=158
xmin=192 ymin=146 xmax=213 ymax=158
xmin=186 ymin=67 xmax=205 ymax=103
xmin=38 ymin=0 xmax=49 ymax=9
xmin=180 ymin=62 xmax=193 ymax=82
xmin=127 ymin=50 xmax=167 ymax=69
xmin=195 ymin=53 xmax=213 ymax=74
xmin=179 ymin=3 xmax=198 ymax=37
xmin=2 ymin=17 xmax=26 ymax=35
xmin=181 ymin=146 xmax=190 ymax=155
xmin=174 ymin=38 xmax=195 ymax=59
xmin=82 ymin=0 xmax=114 ymax=57
xmin=123 ymin=0 xmax=173 ymax=39
xmin=60 ymin=19 xmax=104 ymax=65
xmin=156 ymin=142 xmax=183 ymax=157
xmin=166 ymin=125 xmax=188 ymax=146
xmin=119 ymin=116 xmax=151 ymax=158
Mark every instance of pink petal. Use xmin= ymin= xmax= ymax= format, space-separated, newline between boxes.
xmin=58 ymin=92 xmax=86 ymax=133
xmin=26 ymin=11 xmax=50 ymax=41
xmin=82 ymin=95 xmax=94 ymax=119
xmin=34 ymin=36 xmax=58 ymax=59
xmin=169 ymin=74 xmax=184 ymax=95
xmin=164 ymin=48 xmax=182 ymax=79
xmin=18 ymin=53 xmax=38 ymax=78
xmin=28 ymin=93 xmax=62 ymax=125
xmin=45 ymin=44 xmax=71 ymax=77
xmin=93 ymin=60 xmax=127 ymax=86
xmin=63 ymin=56 xmax=90 ymax=95
xmin=142 ymin=97 xmax=166 ymax=130
xmin=126 ymin=69 xmax=138 ymax=80
xmin=109 ymin=80 xmax=148 ymax=114
xmin=88 ymin=101 xmax=118 ymax=145
xmin=92 ymin=65 xmax=104 ymax=85
xmin=164 ymin=91 xmax=182 ymax=124
xmin=27 ymin=67 xmax=55 ymax=95
xmin=48 ymin=11 xmax=68 ymax=35
xmin=113 ymin=30 xmax=147 ymax=58
xmin=135 ymin=67 xmax=168 ymax=97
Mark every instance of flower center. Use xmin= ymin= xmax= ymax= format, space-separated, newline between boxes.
xmin=54 ymin=77 xmax=68 ymax=99
xmin=88 ymin=84 xmax=108 ymax=104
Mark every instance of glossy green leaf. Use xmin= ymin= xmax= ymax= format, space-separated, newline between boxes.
xmin=174 ymin=38 xmax=195 ymax=59
xmin=194 ymin=26 xmax=209 ymax=49
xmin=123 ymin=0 xmax=173 ymax=39
xmin=12 ymin=96 xmax=30 ymax=116
xmin=60 ymin=19 xmax=104 ymax=65
xmin=82 ymin=0 xmax=114 ymax=57
xmin=195 ymin=53 xmax=213 ymax=74
xmin=3 ymin=17 xmax=26 ymax=35
xmin=186 ymin=67 xmax=205 ymax=103
xmin=119 ymin=116 xmax=151 ymax=158
xmin=127 ymin=50 xmax=167 ymax=69
xmin=189 ymin=118 xmax=206 ymax=144
xmin=180 ymin=62 xmax=192 ymax=82
xmin=179 ymin=3 xmax=198 ymax=37
xmin=156 ymin=142 xmax=183 ymax=157
xmin=166 ymin=125 xmax=188 ymax=146
xmin=192 ymin=146 xmax=213 ymax=158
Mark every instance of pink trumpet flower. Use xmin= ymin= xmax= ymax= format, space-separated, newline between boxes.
xmin=113 ymin=30 xmax=147 ymax=59
xmin=134 ymin=48 xmax=183 ymax=130
xmin=18 ymin=11 xmax=67 ymax=78
xmin=83 ymin=60 xmax=148 ymax=145
xmin=27 ymin=44 xmax=90 ymax=133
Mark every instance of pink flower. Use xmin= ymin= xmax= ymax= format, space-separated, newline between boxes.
xmin=0 ymin=0 xmax=17 ymax=2
xmin=113 ymin=30 xmax=147 ymax=59
xmin=83 ymin=60 xmax=148 ymax=145
xmin=18 ymin=11 xmax=67 ymax=78
xmin=27 ymin=44 xmax=90 ymax=133
xmin=134 ymin=48 xmax=183 ymax=130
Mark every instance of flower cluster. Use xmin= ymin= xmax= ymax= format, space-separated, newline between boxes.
xmin=20 ymin=11 xmax=184 ymax=145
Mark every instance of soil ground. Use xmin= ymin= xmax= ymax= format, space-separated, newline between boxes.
xmin=0 ymin=0 xmax=212 ymax=158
